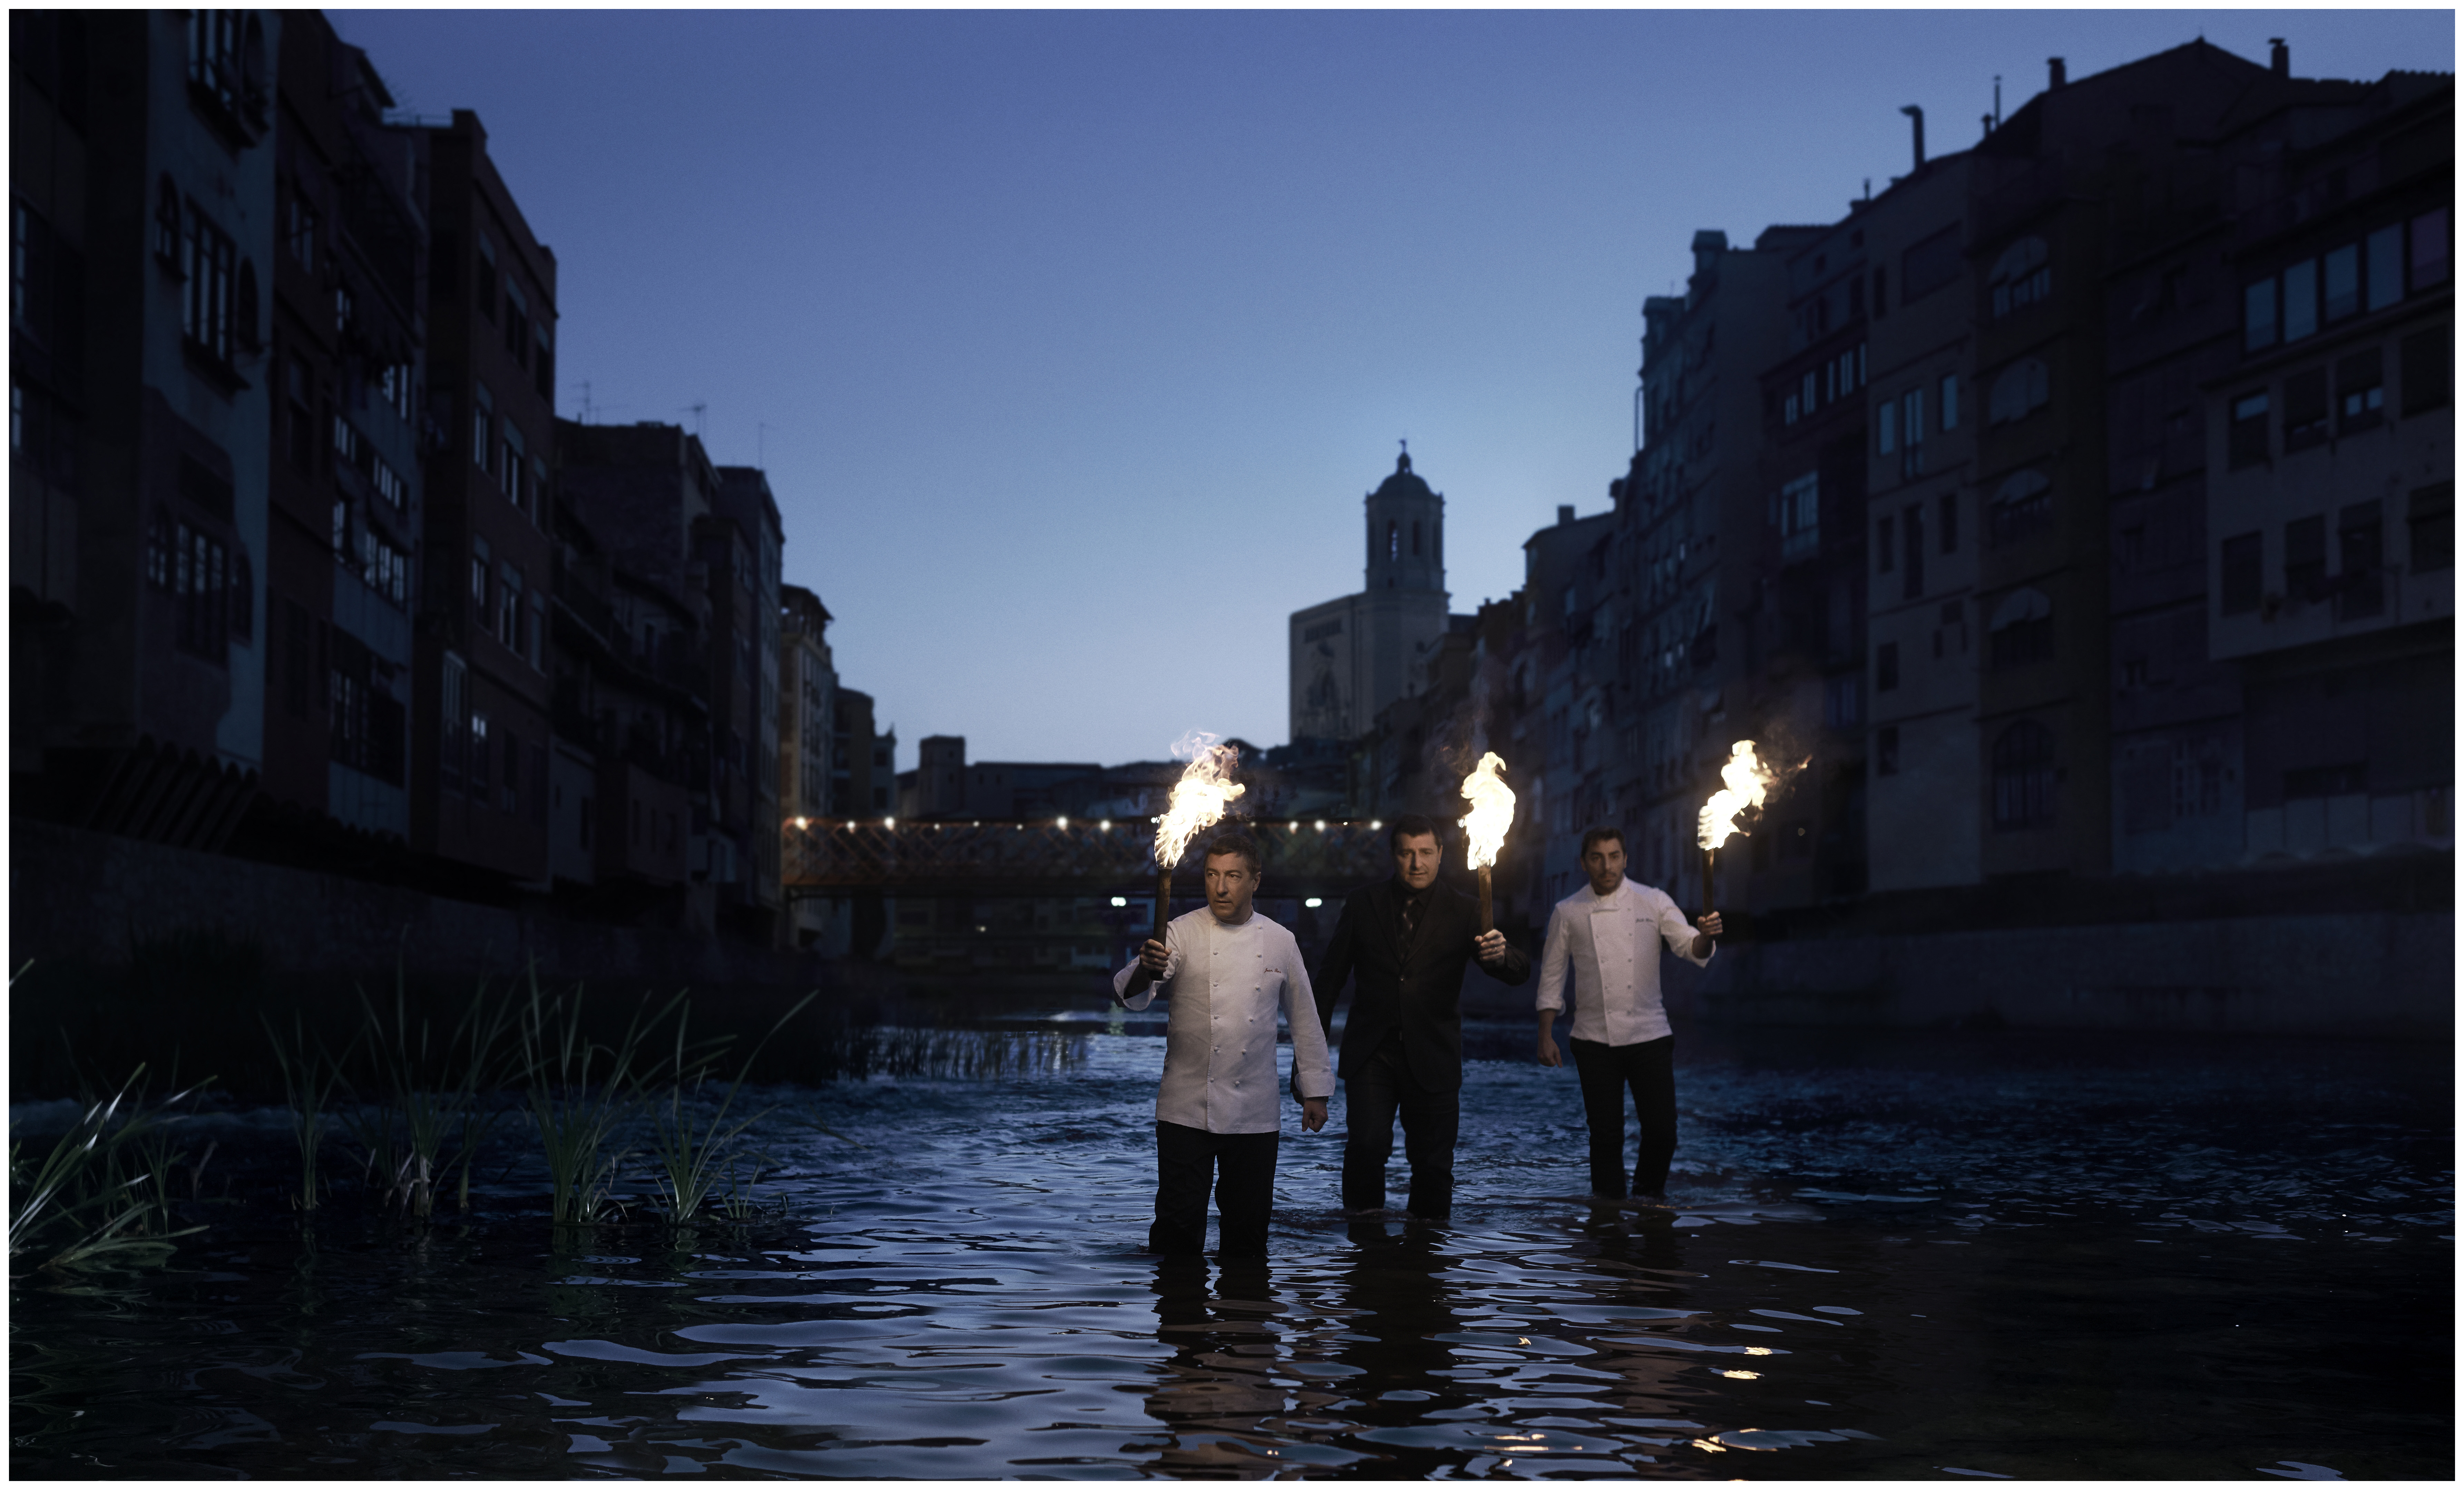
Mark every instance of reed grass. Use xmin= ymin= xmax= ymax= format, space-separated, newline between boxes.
xmin=352 ymin=975 xmax=517 ymax=1219
xmin=519 ymin=978 xmax=676 ymax=1227
xmin=8 ymin=1064 xmax=210 ymax=1270
xmin=643 ymin=993 xmax=814 ymax=1226
xmin=262 ymin=1013 xmax=352 ymax=1212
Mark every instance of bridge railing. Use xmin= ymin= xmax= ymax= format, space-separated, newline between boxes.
xmin=782 ymin=816 xmax=1414 ymax=895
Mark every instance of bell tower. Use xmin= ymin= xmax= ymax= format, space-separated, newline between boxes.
xmin=1364 ymin=448 xmax=1445 ymax=594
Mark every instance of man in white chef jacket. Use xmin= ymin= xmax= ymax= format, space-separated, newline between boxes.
xmin=1115 ymin=830 xmax=1333 ymax=1256
xmin=1533 ymin=826 xmax=1723 ymax=1203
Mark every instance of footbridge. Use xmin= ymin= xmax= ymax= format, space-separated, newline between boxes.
xmin=782 ymin=816 xmax=1419 ymax=902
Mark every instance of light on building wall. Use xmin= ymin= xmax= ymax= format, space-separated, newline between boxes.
xmin=1315 ymin=820 xmax=1327 ymax=831
xmin=1099 ymin=820 xmax=1112 ymax=831
xmin=1111 ymin=896 xmax=1129 ymax=908
xmin=1305 ymin=897 xmax=1323 ymax=908
xmin=1057 ymin=816 xmax=1068 ymax=828
xmin=1370 ymin=820 xmax=1382 ymax=830
xmin=883 ymin=817 xmax=895 ymax=828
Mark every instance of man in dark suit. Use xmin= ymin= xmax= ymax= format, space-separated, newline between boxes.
xmin=1314 ymin=814 xmax=1531 ymax=1220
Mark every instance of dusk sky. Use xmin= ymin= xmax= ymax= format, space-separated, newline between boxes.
xmin=332 ymin=9 xmax=2452 ymax=772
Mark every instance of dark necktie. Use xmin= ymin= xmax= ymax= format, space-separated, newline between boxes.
xmin=1398 ymin=890 xmax=1424 ymax=957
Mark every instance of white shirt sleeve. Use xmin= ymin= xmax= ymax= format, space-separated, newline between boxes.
xmin=1111 ymin=919 xmax=1181 ymax=1011
xmin=1657 ymin=893 xmax=1712 ymax=967
xmin=1535 ymin=903 xmax=1573 ymax=1013
xmin=1280 ymin=935 xmax=1333 ymax=1101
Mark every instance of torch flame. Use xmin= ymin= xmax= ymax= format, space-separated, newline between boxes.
xmin=1459 ymin=751 xmax=1515 ymax=871
xmin=1153 ymin=734 xmax=1246 ymax=870
xmin=1697 ymin=739 xmax=1774 ymax=850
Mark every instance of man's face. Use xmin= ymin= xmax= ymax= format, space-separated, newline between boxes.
xmin=1392 ymin=832 xmax=1442 ymax=892
xmin=1582 ymin=837 xmax=1627 ymax=896
xmin=1204 ymin=853 xmax=1259 ymax=922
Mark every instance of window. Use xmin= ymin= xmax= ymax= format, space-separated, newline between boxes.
xmin=1823 ymin=673 xmax=1860 ymax=728
xmin=472 ymin=382 xmax=493 ymax=468
xmin=2338 ymin=501 xmax=2384 ymax=620
xmin=1411 ymin=519 xmax=1422 ymax=556
xmin=331 ymin=495 xmax=349 ymax=561
xmin=505 ymin=280 xmax=529 ymax=365
xmin=1903 ymin=503 xmax=1925 ymax=599
xmin=2284 ymin=515 xmax=2326 ymax=604
xmin=2400 ymin=324 xmax=2450 ymax=414
xmin=2221 ymin=531 xmax=2263 ymax=615
xmin=2337 ymin=347 xmax=2385 ymax=435
xmin=170 ymin=519 xmax=231 ymax=663
xmin=1876 ymin=641 xmax=1899 ymax=692
xmin=470 ymin=712 xmax=491 ymax=800
xmin=1876 ymin=725 xmax=1900 ymax=776
xmin=1988 ymin=236 xmax=2051 ymax=319
xmin=1876 ymin=516 xmax=1894 ymax=571
xmin=1991 ymin=720 xmax=2056 ymax=830
xmin=379 ymin=362 xmax=413 ymax=423
xmin=285 ymin=185 xmax=316 ymax=269
xmin=1987 ymin=358 xmax=2050 ymax=425
xmin=1988 ymin=587 xmax=2052 ymax=670
xmin=1940 ymin=372 xmax=1959 ymax=431
xmin=2228 ymin=391 xmax=2270 ymax=469
xmin=528 ymin=591 xmax=548 ymax=671
xmin=2323 ymin=243 xmax=2361 ymax=324
xmin=2412 ymin=208 xmax=2450 ymax=290
xmin=1939 ymin=491 xmax=1958 ymax=554
xmin=1988 ymin=470 xmax=2052 ymax=548
xmin=1778 ymin=472 xmax=1819 ymax=563
xmin=180 ymin=202 xmax=237 ymax=366
xmin=534 ymin=327 xmax=554 ymax=402
xmin=1784 ymin=391 xmax=1801 ymax=425
xmin=1902 ymin=224 xmax=1961 ymax=304
xmin=2244 ymin=277 xmax=2279 ymax=351
xmin=155 ymin=178 xmax=181 ymax=266
xmin=1873 ymin=267 xmax=1888 ymax=316
xmin=2408 ymin=482 xmax=2453 ymax=572
xmin=2367 ymin=225 xmax=2403 ymax=312
xmin=186 ymin=10 xmax=266 ymax=131
xmin=470 ymin=535 xmax=490 ymax=611
xmin=498 ymin=563 xmax=522 ymax=652
xmin=2283 ymin=368 xmax=2328 ymax=452
xmin=440 ymin=652 xmax=466 ymax=790
xmin=2282 ymin=258 xmax=2318 ymax=342
xmin=1902 ymin=387 xmax=1926 ymax=476
xmin=1386 ymin=519 xmax=1398 ymax=562
xmin=1877 ymin=400 xmax=1896 ymax=455
xmin=503 ymin=421 xmax=525 ymax=503
xmin=475 ymin=233 xmax=497 ymax=323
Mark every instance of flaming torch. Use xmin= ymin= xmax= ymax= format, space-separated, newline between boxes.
xmin=1695 ymin=740 xmax=1774 ymax=921
xmin=1150 ymin=736 xmax=1246 ymax=947
xmin=1459 ymin=751 xmax=1515 ymax=934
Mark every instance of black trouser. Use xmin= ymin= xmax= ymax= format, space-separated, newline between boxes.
xmin=1152 ymin=1121 xmax=1279 ymax=1256
xmin=1341 ymin=1038 xmax=1461 ymax=1218
xmin=1571 ymin=1033 xmax=1676 ymax=1198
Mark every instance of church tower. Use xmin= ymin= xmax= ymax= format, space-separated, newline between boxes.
xmin=1289 ymin=450 xmax=1454 ymax=744
xmin=1364 ymin=450 xmax=1445 ymax=594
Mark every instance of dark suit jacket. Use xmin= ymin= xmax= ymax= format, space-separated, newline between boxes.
xmin=1313 ymin=876 xmax=1532 ymax=1093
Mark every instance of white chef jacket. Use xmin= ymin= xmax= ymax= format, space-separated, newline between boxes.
xmin=1112 ymin=907 xmax=1334 ymax=1134
xmin=1534 ymin=877 xmax=1711 ymax=1046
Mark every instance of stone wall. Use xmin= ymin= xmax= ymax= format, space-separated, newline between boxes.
xmin=10 ymin=819 xmax=822 ymax=990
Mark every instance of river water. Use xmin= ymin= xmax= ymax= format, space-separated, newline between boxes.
xmin=10 ymin=1018 xmax=2452 ymax=1479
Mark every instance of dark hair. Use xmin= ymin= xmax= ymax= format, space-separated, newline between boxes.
xmin=1580 ymin=825 xmax=1625 ymax=854
xmin=1389 ymin=813 xmax=1440 ymax=850
xmin=1203 ymin=830 xmax=1262 ymax=874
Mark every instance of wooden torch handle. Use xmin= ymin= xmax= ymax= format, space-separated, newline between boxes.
xmin=1700 ymin=846 xmax=1715 ymax=922
xmin=1477 ymin=866 xmax=1494 ymax=935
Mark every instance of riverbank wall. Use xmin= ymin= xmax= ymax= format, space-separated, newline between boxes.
xmin=1670 ymin=912 xmax=2453 ymax=1036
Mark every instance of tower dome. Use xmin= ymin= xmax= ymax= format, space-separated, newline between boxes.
xmin=1365 ymin=450 xmax=1444 ymax=593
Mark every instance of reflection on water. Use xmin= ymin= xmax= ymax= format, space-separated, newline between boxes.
xmin=9 ymin=1024 xmax=2452 ymax=1479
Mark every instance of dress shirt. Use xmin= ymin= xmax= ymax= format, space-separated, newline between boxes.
xmin=1534 ymin=878 xmax=1711 ymax=1046
xmin=1114 ymin=907 xmax=1335 ymax=1134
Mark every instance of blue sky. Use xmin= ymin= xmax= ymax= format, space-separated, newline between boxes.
xmin=332 ymin=9 xmax=2453 ymax=770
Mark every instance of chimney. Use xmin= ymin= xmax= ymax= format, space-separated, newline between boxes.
xmin=1900 ymin=105 xmax=1926 ymax=171
xmin=2048 ymin=56 xmax=2066 ymax=89
xmin=1557 ymin=505 xmax=1576 ymax=527
xmin=2270 ymin=37 xmax=2289 ymax=76
xmin=1982 ymin=112 xmax=1994 ymax=140
xmin=1689 ymin=229 xmax=1729 ymax=281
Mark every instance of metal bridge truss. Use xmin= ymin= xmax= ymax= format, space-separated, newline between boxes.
xmin=782 ymin=817 xmax=1415 ymax=900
